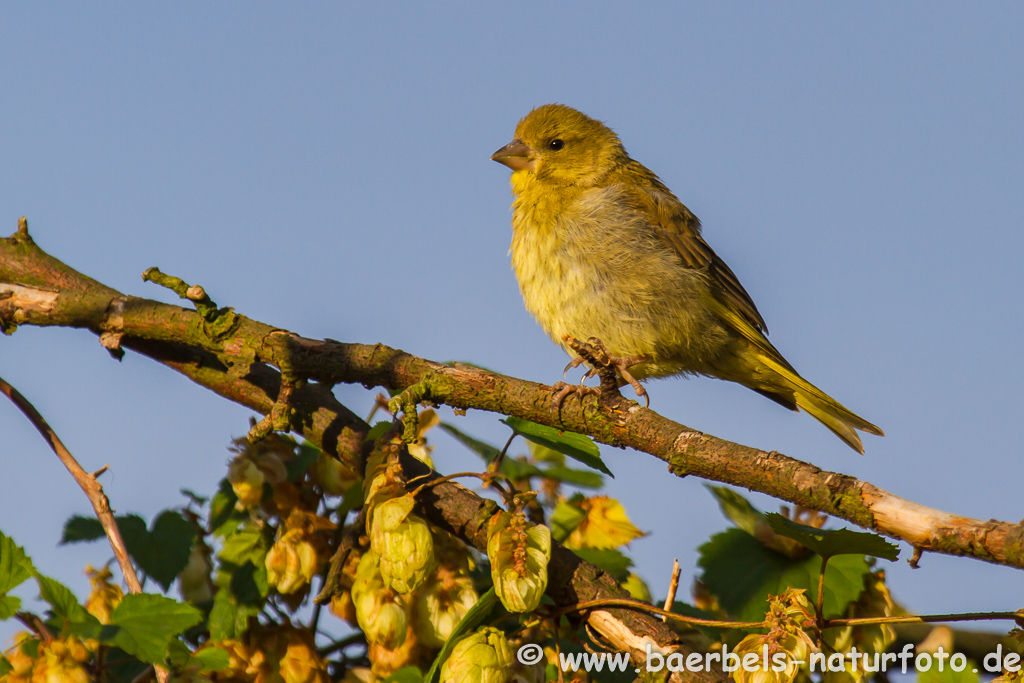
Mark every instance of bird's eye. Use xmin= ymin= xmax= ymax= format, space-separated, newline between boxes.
xmin=548 ymin=139 xmax=564 ymax=151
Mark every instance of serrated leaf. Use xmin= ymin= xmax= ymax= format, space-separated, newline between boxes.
xmin=439 ymin=422 xmax=501 ymax=461
xmin=705 ymin=485 xmax=765 ymax=537
xmin=424 ymin=588 xmax=499 ymax=683
xmin=540 ymin=465 xmax=604 ymax=490
xmin=549 ymin=501 xmax=587 ymax=543
xmin=65 ymin=619 xmax=119 ymax=643
xmin=765 ymin=514 xmax=900 ymax=561
xmin=34 ymin=573 xmax=95 ymax=624
xmin=135 ymin=511 xmax=197 ymax=591
xmin=0 ymin=595 xmax=21 ymax=620
xmin=698 ymin=528 xmax=871 ymax=621
xmin=219 ymin=525 xmax=270 ymax=567
xmin=383 ymin=666 xmax=424 ymax=683
xmin=571 ymin=548 xmax=633 ymax=581
xmin=59 ymin=515 xmax=106 ymax=544
xmin=192 ymin=645 xmax=231 ymax=672
xmin=0 ymin=532 xmax=34 ymax=593
xmin=109 ymin=593 xmax=202 ymax=664
xmin=501 ymin=417 xmax=611 ymax=477
xmin=208 ymin=587 xmax=259 ymax=640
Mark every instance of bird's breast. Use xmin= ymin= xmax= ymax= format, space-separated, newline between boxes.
xmin=507 ymin=184 xmax=731 ymax=375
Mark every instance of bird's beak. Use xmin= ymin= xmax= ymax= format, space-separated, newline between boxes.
xmin=491 ymin=139 xmax=537 ymax=172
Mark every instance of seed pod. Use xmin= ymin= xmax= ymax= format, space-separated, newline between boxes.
xmin=369 ymin=495 xmax=436 ymax=594
xmin=487 ymin=511 xmax=550 ymax=613
xmin=351 ymin=552 xmax=409 ymax=648
xmin=440 ymin=627 xmax=512 ymax=683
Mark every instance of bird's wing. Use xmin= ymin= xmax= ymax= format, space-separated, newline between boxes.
xmin=619 ymin=170 xmax=770 ymax=334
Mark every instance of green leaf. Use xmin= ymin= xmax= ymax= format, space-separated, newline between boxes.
xmin=424 ymin=588 xmax=499 ymax=683
xmin=210 ymin=479 xmax=240 ymax=536
xmin=0 ymin=532 xmax=34 ymax=593
xmin=109 ymin=593 xmax=202 ymax=664
xmin=0 ymin=656 xmax=12 ymax=675
xmin=209 ymin=586 xmax=260 ymax=640
xmin=192 ymin=645 xmax=231 ymax=672
xmin=765 ymin=514 xmax=900 ymax=561
xmin=705 ymin=485 xmax=765 ymax=537
xmin=383 ymin=666 xmax=424 ymax=683
xmin=94 ymin=512 xmax=195 ymax=593
xmin=548 ymin=501 xmax=587 ymax=543
xmin=34 ymin=573 xmax=96 ymax=624
xmin=228 ymin=561 xmax=268 ymax=604
xmin=65 ymin=620 xmax=120 ymax=643
xmin=571 ymin=548 xmax=633 ymax=581
xmin=498 ymin=458 xmax=542 ymax=481
xmin=219 ymin=525 xmax=270 ymax=567
xmin=0 ymin=595 xmax=21 ymax=620
xmin=97 ymin=646 xmax=149 ymax=681
xmin=919 ymin=659 xmax=981 ymax=683
xmin=166 ymin=638 xmax=193 ymax=668
xmin=134 ymin=511 xmax=197 ymax=591
xmin=698 ymin=528 xmax=871 ymax=621
xmin=501 ymin=417 xmax=611 ymax=477
xmin=59 ymin=515 xmax=106 ymax=544
xmin=287 ymin=443 xmax=320 ymax=482
xmin=540 ymin=465 xmax=604 ymax=490
xmin=439 ymin=422 xmax=501 ymax=461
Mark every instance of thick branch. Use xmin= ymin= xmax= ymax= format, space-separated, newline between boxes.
xmin=0 ymin=224 xmax=719 ymax=682
xmin=2 ymin=225 xmax=1022 ymax=573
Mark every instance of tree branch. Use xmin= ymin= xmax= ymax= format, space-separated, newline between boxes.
xmin=2 ymin=222 xmax=1020 ymax=573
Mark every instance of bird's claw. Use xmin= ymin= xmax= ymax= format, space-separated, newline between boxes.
xmin=560 ymin=336 xmax=652 ymax=407
xmin=550 ymin=381 xmax=601 ymax=410
xmin=611 ymin=358 xmax=649 ymax=407
xmin=562 ymin=356 xmax=585 ymax=379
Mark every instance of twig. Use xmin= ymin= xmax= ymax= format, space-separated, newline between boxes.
xmin=662 ymin=558 xmax=681 ymax=620
xmin=0 ymin=376 xmax=169 ymax=682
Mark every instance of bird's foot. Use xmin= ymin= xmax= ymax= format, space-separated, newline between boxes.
xmin=550 ymin=381 xmax=601 ymax=410
xmin=561 ymin=335 xmax=652 ymax=407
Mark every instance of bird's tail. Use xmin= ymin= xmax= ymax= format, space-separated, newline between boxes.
xmin=754 ymin=352 xmax=884 ymax=454
xmin=707 ymin=298 xmax=884 ymax=453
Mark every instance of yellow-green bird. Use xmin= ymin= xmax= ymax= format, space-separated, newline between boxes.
xmin=491 ymin=103 xmax=883 ymax=453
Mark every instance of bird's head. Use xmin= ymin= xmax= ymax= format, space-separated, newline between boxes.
xmin=491 ymin=104 xmax=628 ymax=187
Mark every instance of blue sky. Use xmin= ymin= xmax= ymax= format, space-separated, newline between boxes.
xmin=2 ymin=3 xmax=1022 ymax=642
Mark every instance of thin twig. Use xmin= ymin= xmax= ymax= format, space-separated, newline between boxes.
xmin=662 ymin=558 xmax=681 ymax=621
xmin=490 ymin=433 xmax=517 ymax=475
xmin=550 ymin=596 xmax=1022 ymax=633
xmin=0 ymin=376 xmax=169 ymax=683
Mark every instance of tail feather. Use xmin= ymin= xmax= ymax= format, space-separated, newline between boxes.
xmin=705 ymin=297 xmax=884 ymax=453
xmin=759 ymin=354 xmax=884 ymax=454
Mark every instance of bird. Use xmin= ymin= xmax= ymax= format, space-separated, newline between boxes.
xmin=490 ymin=103 xmax=883 ymax=453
